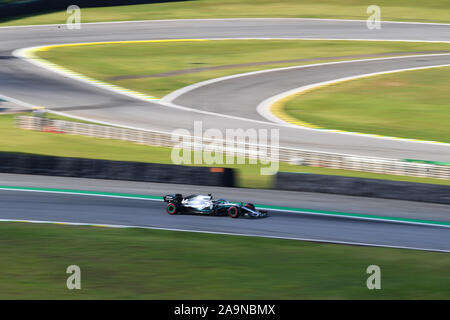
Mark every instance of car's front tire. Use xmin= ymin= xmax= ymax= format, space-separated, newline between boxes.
xmin=228 ymin=206 xmax=239 ymax=218
xmin=166 ymin=203 xmax=178 ymax=215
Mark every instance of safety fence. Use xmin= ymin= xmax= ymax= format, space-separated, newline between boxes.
xmin=15 ymin=115 xmax=450 ymax=180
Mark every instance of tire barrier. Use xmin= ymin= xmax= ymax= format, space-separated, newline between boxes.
xmin=0 ymin=152 xmax=235 ymax=187
xmin=275 ymin=172 xmax=450 ymax=205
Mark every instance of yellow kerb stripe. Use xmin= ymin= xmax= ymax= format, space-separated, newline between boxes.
xmin=270 ymin=91 xmax=322 ymax=128
xmin=36 ymin=39 xmax=210 ymax=52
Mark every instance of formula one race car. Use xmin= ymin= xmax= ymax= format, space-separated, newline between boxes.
xmin=163 ymin=194 xmax=268 ymax=218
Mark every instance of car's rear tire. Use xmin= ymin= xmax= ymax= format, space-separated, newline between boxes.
xmin=166 ymin=203 xmax=178 ymax=215
xmin=228 ymin=206 xmax=239 ymax=218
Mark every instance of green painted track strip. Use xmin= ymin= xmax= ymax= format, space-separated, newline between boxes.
xmin=256 ymin=204 xmax=450 ymax=227
xmin=0 ymin=185 xmax=448 ymax=227
xmin=0 ymin=185 xmax=162 ymax=200
xmin=403 ymin=158 xmax=450 ymax=166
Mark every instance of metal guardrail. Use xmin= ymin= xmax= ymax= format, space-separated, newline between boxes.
xmin=15 ymin=115 xmax=450 ymax=180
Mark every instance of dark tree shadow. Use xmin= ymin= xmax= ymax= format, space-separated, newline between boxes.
xmin=0 ymin=0 xmax=193 ymax=23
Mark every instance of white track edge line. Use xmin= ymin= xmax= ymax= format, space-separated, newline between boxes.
xmin=162 ymin=51 xmax=450 ymax=102
xmin=0 ymin=217 xmax=447 ymax=253
xmin=256 ymin=63 xmax=450 ymax=145
xmin=1 ymin=17 xmax=450 ymax=29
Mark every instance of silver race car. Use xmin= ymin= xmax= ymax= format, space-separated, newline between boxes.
xmin=163 ymin=194 xmax=268 ymax=218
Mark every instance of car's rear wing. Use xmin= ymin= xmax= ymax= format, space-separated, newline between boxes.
xmin=163 ymin=194 xmax=183 ymax=203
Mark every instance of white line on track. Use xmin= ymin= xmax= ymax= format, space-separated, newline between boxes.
xmin=256 ymin=63 xmax=450 ymax=134
xmin=0 ymin=217 xmax=448 ymax=253
xmin=1 ymin=17 xmax=450 ymax=29
xmin=162 ymin=49 xmax=450 ymax=146
xmin=162 ymin=51 xmax=450 ymax=102
xmin=0 ymin=93 xmax=37 ymax=109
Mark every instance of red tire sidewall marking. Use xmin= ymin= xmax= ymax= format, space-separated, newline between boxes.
xmin=228 ymin=206 xmax=239 ymax=218
xmin=166 ymin=203 xmax=177 ymax=215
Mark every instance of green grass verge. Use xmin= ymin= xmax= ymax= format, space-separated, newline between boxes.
xmin=284 ymin=67 xmax=450 ymax=143
xmin=36 ymin=39 xmax=450 ymax=98
xmin=0 ymin=222 xmax=448 ymax=299
xmin=2 ymin=114 xmax=449 ymax=186
xmin=2 ymin=0 xmax=450 ymax=26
